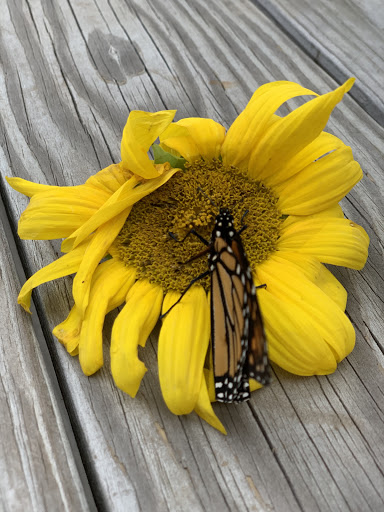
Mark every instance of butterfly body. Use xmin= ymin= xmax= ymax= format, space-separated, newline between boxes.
xmin=209 ymin=208 xmax=270 ymax=402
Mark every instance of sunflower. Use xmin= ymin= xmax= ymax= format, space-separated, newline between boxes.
xmin=7 ymin=79 xmax=369 ymax=434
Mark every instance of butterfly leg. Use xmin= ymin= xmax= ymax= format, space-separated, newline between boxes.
xmin=160 ymin=270 xmax=211 ymax=319
xmin=168 ymin=228 xmax=210 ymax=246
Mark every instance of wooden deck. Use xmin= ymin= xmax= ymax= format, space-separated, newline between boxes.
xmin=0 ymin=0 xmax=383 ymax=510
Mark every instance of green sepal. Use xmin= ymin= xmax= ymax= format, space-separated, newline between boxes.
xmin=152 ymin=144 xmax=186 ymax=170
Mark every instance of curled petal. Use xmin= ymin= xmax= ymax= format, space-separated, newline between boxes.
xmin=160 ymin=118 xmax=226 ymax=161
xmin=72 ymin=208 xmax=131 ymax=315
xmin=111 ymin=279 xmax=163 ymax=397
xmin=61 ymin=176 xmax=138 ymax=252
xmin=53 ymin=305 xmax=83 ymax=355
xmin=279 ymin=217 xmax=369 ymax=269
xmin=276 ymin=145 xmax=362 ymax=215
xmin=257 ymin=257 xmax=356 ymax=374
xmin=222 ymin=81 xmax=317 ymax=170
xmin=61 ymin=169 xmax=178 ymax=252
xmin=85 ymin=163 xmax=133 ymax=194
xmin=248 ymin=78 xmax=355 ymax=181
xmin=18 ymin=240 xmax=89 ymax=313
xmin=78 ymin=259 xmax=136 ymax=376
xmin=159 ymin=286 xmax=209 ymax=415
xmin=121 ymin=110 xmax=176 ymax=178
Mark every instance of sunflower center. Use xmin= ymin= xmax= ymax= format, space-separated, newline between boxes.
xmin=115 ymin=159 xmax=283 ymax=293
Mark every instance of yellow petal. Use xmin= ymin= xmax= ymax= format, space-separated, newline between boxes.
xmin=248 ymin=78 xmax=355 ymax=180
xmin=61 ymin=168 xmax=178 ymax=252
xmin=259 ymin=288 xmax=339 ymax=374
xmin=221 ymin=81 xmax=318 ymax=169
xmin=53 ymin=305 xmax=83 ymax=355
xmin=160 ymin=118 xmax=226 ymax=161
xmin=257 ymin=257 xmax=356 ymax=373
xmin=159 ymin=286 xmax=209 ymax=415
xmin=271 ymin=252 xmax=347 ymax=311
xmin=276 ymin=145 xmax=362 ymax=215
xmin=281 ymin=204 xmax=344 ymax=230
xmin=16 ymin=186 xmax=108 ymax=240
xmin=8 ymin=166 xmax=135 ymax=241
xmin=314 ymin=264 xmax=348 ymax=311
xmin=111 ymin=279 xmax=163 ymax=397
xmin=79 ymin=259 xmax=136 ymax=376
xmin=263 ymin=131 xmax=345 ymax=187
xmin=72 ymin=207 xmax=131 ymax=315
xmin=204 ymin=367 xmax=216 ymax=402
xmin=121 ymin=110 xmax=176 ymax=178
xmin=61 ymin=176 xmax=137 ymax=252
xmin=18 ymin=240 xmax=89 ymax=312
xmin=85 ymin=163 xmax=133 ymax=195
xmin=6 ymin=176 xmax=59 ymax=197
xmin=194 ymin=375 xmax=226 ymax=434
xmin=249 ymin=379 xmax=263 ymax=392
xmin=278 ymin=217 xmax=369 ymax=269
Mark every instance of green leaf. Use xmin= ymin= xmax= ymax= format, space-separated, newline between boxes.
xmin=152 ymin=144 xmax=186 ymax=169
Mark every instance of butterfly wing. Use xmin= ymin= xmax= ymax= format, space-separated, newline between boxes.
xmin=211 ymin=237 xmax=249 ymax=402
xmin=210 ymin=216 xmax=270 ymax=403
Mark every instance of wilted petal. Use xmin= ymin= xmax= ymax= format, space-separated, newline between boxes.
xmin=160 ymin=117 xmax=225 ymax=161
xmin=53 ymin=305 xmax=83 ymax=355
xmin=222 ymin=81 xmax=317 ymax=170
xmin=78 ymin=259 xmax=136 ymax=376
xmin=72 ymin=208 xmax=131 ymax=315
xmin=121 ymin=110 xmax=176 ymax=178
xmin=61 ymin=169 xmax=178 ymax=252
xmin=248 ymin=78 xmax=354 ymax=181
xmin=111 ymin=279 xmax=163 ymax=397
xmin=18 ymin=240 xmax=89 ymax=313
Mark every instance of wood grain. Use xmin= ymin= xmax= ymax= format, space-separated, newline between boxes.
xmin=0 ymin=0 xmax=383 ymax=510
xmin=0 ymin=198 xmax=94 ymax=511
xmin=254 ymin=0 xmax=384 ymax=126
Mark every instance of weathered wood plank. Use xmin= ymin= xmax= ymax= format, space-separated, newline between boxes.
xmin=0 ymin=197 xmax=94 ymax=511
xmin=0 ymin=0 xmax=383 ymax=510
xmin=254 ymin=0 xmax=384 ymax=126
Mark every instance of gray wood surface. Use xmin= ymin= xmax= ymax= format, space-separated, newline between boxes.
xmin=0 ymin=0 xmax=383 ymax=510
xmin=0 ymin=195 xmax=93 ymax=511
xmin=255 ymin=0 xmax=384 ymax=126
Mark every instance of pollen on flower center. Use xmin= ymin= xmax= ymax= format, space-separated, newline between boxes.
xmin=114 ymin=159 xmax=283 ymax=293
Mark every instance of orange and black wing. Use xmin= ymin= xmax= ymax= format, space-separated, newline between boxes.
xmin=210 ymin=229 xmax=270 ymax=402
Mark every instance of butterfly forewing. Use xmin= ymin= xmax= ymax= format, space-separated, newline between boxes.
xmin=210 ymin=209 xmax=271 ymax=402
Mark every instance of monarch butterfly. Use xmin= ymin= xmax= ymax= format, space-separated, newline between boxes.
xmin=163 ymin=208 xmax=271 ymax=402
xmin=208 ymin=208 xmax=270 ymax=402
